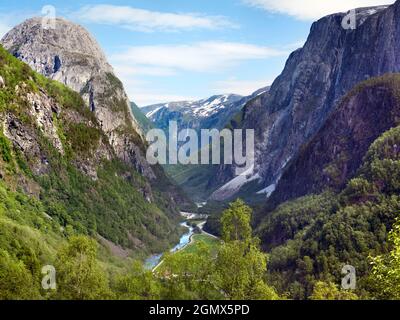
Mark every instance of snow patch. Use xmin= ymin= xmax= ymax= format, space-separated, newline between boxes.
xmin=192 ymin=95 xmax=230 ymax=117
xmin=218 ymin=165 xmax=260 ymax=193
xmin=146 ymin=106 xmax=163 ymax=118
xmin=256 ymin=184 xmax=276 ymax=197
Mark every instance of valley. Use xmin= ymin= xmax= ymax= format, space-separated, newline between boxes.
xmin=1 ymin=0 xmax=400 ymax=302
xmin=146 ymin=210 xmax=219 ymax=271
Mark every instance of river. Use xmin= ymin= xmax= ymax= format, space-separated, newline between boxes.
xmin=144 ymin=221 xmax=195 ymax=270
xmin=144 ymin=203 xmax=210 ymax=270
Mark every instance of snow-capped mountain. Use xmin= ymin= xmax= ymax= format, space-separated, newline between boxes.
xmin=142 ymin=89 xmax=269 ymax=133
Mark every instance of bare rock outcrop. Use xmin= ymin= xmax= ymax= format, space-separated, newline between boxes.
xmin=1 ymin=17 xmax=155 ymax=180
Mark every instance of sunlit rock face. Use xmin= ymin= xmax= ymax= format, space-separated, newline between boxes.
xmin=1 ymin=17 xmax=155 ymax=179
xmin=211 ymin=3 xmax=400 ymax=200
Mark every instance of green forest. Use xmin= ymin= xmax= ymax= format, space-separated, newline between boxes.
xmin=257 ymin=125 xmax=400 ymax=299
xmin=0 ymin=198 xmax=277 ymax=300
xmin=1 ymin=191 xmax=399 ymax=300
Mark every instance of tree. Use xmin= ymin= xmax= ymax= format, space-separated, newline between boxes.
xmin=221 ymin=199 xmax=252 ymax=242
xmin=309 ymin=281 xmax=358 ymax=300
xmin=54 ymin=235 xmax=112 ymax=300
xmin=215 ymin=240 xmax=278 ymax=300
xmin=114 ymin=261 xmax=161 ymax=300
xmin=369 ymin=217 xmax=400 ymax=299
xmin=157 ymin=243 xmax=220 ymax=300
xmin=0 ymin=249 xmax=40 ymax=300
xmin=215 ymin=199 xmax=279 ymax=300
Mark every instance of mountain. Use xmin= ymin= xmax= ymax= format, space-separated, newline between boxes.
xmin=142 ymin=90 xmax=268 ymax=133
xmin=130 ymin=102 xmax=154 ymax=134
xmin=0 ymin=44 xmax=183 ymax=255
xmin=1 ymin=18 xmax=154 ymax=178
xmin=0 ymin=18 xmax=194 ymax=255
xmin=1 ymin=17 xmax=194 ymax=209
xmin=252 ymin=75 xmax=400 ymax=297
xmin=267 ymin=73 xmax=400 ymax=208
xmin=141 ymin=89 xmax=269 ymax=202
xmin=202 ymin=73 xmax=400 ymax=299
xmin=210 ymin=3 xmax=400 ymax=201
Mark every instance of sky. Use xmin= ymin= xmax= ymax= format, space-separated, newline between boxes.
xmin=0 ymin=0 xmax=396 ymax=106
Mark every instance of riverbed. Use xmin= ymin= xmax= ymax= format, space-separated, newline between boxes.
xmin=144 ymin=221 xmax=195 ymax=270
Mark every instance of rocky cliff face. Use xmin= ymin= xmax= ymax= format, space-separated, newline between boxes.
xmin=211 ymin=2 xmax=400 ymax=200
xmin=0 ymin=44 xmax=185 ymax=252
xmin=267 ymin=74 xmax=400 ymax=208
xmin=3 ymin=87 xmax=113 ymax=180
xmin=1 ymin=17 xmax=155 ymax=179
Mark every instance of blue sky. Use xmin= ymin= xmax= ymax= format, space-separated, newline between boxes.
xmin=0 ymin=0 xmax=396 ymax=106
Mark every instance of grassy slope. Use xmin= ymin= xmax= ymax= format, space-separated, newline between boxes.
xmin=164 ymin=163 xmax=219 ymax=203
xmin=180 ymin=234 xmax=220 ymax=255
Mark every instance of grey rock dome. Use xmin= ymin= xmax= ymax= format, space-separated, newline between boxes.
xmin=1 ymin=17 xmax=155 ymax=179
xmin=1 ymin=17 xmax=113 ymax=92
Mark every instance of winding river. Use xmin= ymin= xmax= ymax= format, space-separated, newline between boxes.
xmin=145 ymin=202 xmax=211 ymax=270
xmin=144 ymin=221 xmax=195 ymax=270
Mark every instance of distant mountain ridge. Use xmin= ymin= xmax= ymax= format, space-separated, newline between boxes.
xmin=140 ymin=88 xmax=269 ymax=202
xmin=142 ymin=88 xmax=269 ymax=134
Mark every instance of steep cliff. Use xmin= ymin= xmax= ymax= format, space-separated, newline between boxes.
xmin=0 ymin=45 xmax=182 ymax=254
xmin=268 ymin=73 xmax=400 ymax=207
xmin=1 ymin=17 xmax=153 ymax=179
xmin=211 ymin=2 xmax=400 ymax=200
xmin=1 ymin=17 xmax=193 ymax=210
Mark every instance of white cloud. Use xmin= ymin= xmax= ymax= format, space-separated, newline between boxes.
xmin=73 ymin=4 xmax=237 ymax=32
xmin=212 ymin=78 xmax=275 ymax=96
xmin=111 ymin=41 xmax=287 ymax=105
xmin=113 ymin=65 xmax=176 ymax=77
xmin=243 ymin=0 xmax=395 ymax=20
xmin=111 ymin=41 xmax=286 ymax=74
xmin=112 ymin=67 xmax=197 ymax=106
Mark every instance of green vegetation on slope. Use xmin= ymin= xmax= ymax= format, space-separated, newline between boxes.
xmin=2 ymin=40 xmax=400 ymax=301
xmin=130 ymin=102 xmax=154 ymax=134
xmin=0 ymin=44 xmax=181 ymax=257
xmin=369 ymin=216 xmax=400 ymax=300
xmin=0 ymin=192 xmax=279 ymax=300
xmin=256 ymin=125 xmax=400 ymax=299
xmin=164 ymin=162 xmax=219 ymax=202
xmin=154 ymin=199 xmax=279 ymax=300
xmin=180 ymin=234 xmax=220 ymax=255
